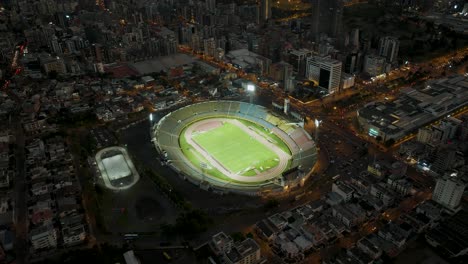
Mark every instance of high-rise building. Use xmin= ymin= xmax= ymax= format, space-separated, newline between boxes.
xmin=306 ymin=56 xmax=342 ymax=94
xmin=203 ymin=38 xmax=216 ymax=57
xmin=417 ymin=117 xmax=461 ymax=145
xmin=288 ymin=49 xmax=312 ymax=77
xmin=49 ymin=36 xmax=62 ymax=55
xmin=344 ymin=52 xmax=360 ymax=74
xmin=260 ymin=0 xmax=271 ymax=22
xmin=417 ymin=126 xmax=442 ymax=144
xmin=378 ymin=36 xmax=399 ymax=63
xmin=363 ymin=55 xmax=387 ymax=77
xmin=350 ymin=28 xmax=360 ymax=48
xmin=311 ymin=0 xmax=343 ymax=38
xmin=270 ymin=61 xmax=293 ymax=91
xmin=191 ymin=33 xmax=202 ymax=52
xmin=432 ymin=145 xmax=457 ymax=174
xmin=206 ymin=0 xmax=216 ymax=13
xmin=460 ymin=114 xmax=468 ymax=141
xmin=432 ymin=174 xmax=465 ymax=212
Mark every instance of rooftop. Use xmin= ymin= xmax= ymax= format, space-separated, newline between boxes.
xmin=358 ymin=75 xmax=468 ymax=140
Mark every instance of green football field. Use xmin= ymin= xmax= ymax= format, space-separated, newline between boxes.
xmin=192 ymin=122 xmax=279 ymax=174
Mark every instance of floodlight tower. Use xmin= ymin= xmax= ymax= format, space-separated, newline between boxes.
xmin=247 ymin=83 xmax=255 ymax=104
xmin=149 ymin=113 xmax=155 ymax=141
xmin=314 ymin=119 xmax=322 ymax=141
xmin=149 ymin=113 xmax=155 ymax=131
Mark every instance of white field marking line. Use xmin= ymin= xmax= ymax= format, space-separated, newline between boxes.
xmin=185 ymin=124 xmax=232 ymax=175
xmin=188 ymin=147 xmax=212 ymax=169
xmin=230 ymin=119 xmax=290 ymax=157
xmin=249 ymin=125 xmax=280 ymax=145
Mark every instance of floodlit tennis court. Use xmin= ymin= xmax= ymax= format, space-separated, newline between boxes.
xmin=102 ymin=154 xmax=132 ymax=180
xmin=192 ymin=122 xmax=279 ymax=174
xmin=95 ymin=146 xmax=140 ymax=190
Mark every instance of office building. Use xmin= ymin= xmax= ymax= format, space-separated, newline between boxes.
xmin=206 ymin=0 xmax=216 ymax=13
xmin=357 ymin=75 xmax=468 ymax=142
xmin=350 ymin=28 xmax=360 ymax=48
xmin=417 ymin=126 xmax=443 ymax=144
xmin=49 ymin=35 xmax=62 ymax=54
xmin=378 ymin=36 xmax=399 ymax=63
xmin=203 ymin=37 xmax=217 ymax=57
xmin=311 ymin=0 xmax=344 ymax=38
xmin=432 ymin=145 xmax=457 ymax=174
xmin=363 ymin=55 xmax=387 ymax=77
xmin=191 ymin=33 xmax=202 ymax=53
xmin=344 ymin=52 xmax=361 ymax=74
xmin=417 ymin=117 xmax=462 ymax=144
xmin=289 ymin=49 xmax=313 ymax=77
xmin=341 ymin=73 xmax=355 ymax=90
xmin=270 ymin=61 xmax=293 ymax=92
xmin=306 ymin=56 xmax=342 ymax=94
xmin=40 ymin=56 xmax=67 ymax=75
xmin=432 ymin=174 xmax=465 ymax=212
xmin=460 ymin=114 xmax=468 ymax=141
xmin=225 ymin=49 xmax=271 ymax=75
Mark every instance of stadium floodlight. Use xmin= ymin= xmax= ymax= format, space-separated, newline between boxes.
xmin=314 ymin=119 xmax=321 ymax=141
xmin=247 ymin=84 xmax=255 ymax=103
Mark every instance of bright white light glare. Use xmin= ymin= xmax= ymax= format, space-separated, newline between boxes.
xmin=149 ymin=113 xmax=153 ymax=121
xmin=315 ymin=119 xmax=320 ymax=127
xmin=247 ymin=84 xmax=255 ymax=92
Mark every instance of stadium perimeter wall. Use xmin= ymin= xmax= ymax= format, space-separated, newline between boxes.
xmin=152 ymin=101 xmax=318 ymax=196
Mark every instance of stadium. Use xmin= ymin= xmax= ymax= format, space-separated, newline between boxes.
xmin=152 ymin=101 xmax=318 ymax=196
xmin=95 ymin=146 xmax=140 ymax=190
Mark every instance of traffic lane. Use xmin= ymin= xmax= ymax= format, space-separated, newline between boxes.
xmin=316 ymin=142 xmax=361 ymax=178
xmin=317 ymin=125 xmax=372 ymax=181
xmin=321 ymin=121 xmax=363 ymax=148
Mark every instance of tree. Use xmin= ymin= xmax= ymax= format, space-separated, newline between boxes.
xmin=48 ymin=70 xmax=58 ymax=79
xmin=231 ymin=232 xmax=245 ymax=242
xmin=165 ymin=209 xmax=213 ymax=238
xmin=384 ymin=138 xmax=395 ymax=147
xmin=264 ymin=199 xmax=279 ymax=210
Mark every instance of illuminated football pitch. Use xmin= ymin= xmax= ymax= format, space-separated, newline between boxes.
xmin=179 ymin=118 xmax=291 ymax=182
xmin=193 ymin=122 xmax=279 ymax=174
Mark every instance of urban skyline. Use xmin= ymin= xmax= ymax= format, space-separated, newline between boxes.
xmin=0 ymin=0 xmax=467 ymax=264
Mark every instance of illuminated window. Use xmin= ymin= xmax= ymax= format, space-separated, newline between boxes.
xmin=368 ymin=128 xmax=379 ymax=137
